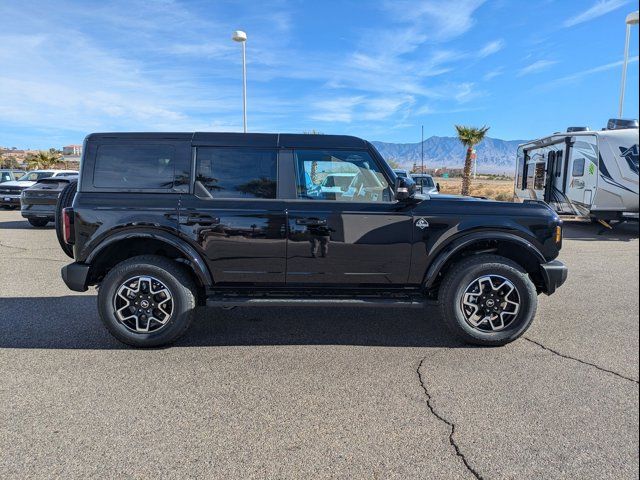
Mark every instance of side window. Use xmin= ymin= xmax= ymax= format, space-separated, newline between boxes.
xmin=1 ymin=173 xmax=10 ymax=182
xmin=195 ymin=147 xmax=277 ymax=199
xmin=94 ymin=145 xmax=175 ymax=189
xmin=572 ymin=158 xmax=585 ymax=177
xmin=294 ymin=149 xmax=391 ymax=202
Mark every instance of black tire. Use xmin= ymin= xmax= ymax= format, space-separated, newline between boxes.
xmin=55 ymin=180 xmax=77 ymax=258
xmin=98 ymin=255 xmax=197 ymax=348
xmin=28 ymin=218 xmax=49 ymax=227
xmin=439 ymin=254 xmax=537 ymax=346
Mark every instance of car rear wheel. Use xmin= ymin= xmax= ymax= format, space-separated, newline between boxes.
xmin=439 ymin=254 xmax=537 ymax=346
xmin=98 ymin=255 xmax=197 ymax=347
xmin=28 ymin=218 xmax=49 ymax=227
xmin=55 ymin=180 xmax=77 ymax=258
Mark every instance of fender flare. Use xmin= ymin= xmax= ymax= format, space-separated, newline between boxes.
xmin=85 ymin=229 xmax=213 ymax=287
xmin=423 ymin=230 xmax=546 ymax=288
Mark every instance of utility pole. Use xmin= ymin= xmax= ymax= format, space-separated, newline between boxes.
xmin=421 ymin=125 xmax=424 ymax=174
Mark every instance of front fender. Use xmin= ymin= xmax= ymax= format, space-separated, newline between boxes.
xmin=422 ymin=230 xmax=546 ymax=288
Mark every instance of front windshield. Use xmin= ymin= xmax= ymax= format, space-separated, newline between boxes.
xmin=17 ymin=172 xmax=54 ymax=182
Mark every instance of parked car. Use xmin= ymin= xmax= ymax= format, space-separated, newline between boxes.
xmin=59 ymin=132 xmax=567 ymax=348
xmin=1 ymin=170 xmax=77 ymax=209
xmin=393 ymin=168 xmax=409 ymax=178
xmin=411 ymin=173 xmax=440 ymax=195
xmin=21 ymin=175 xmax=78 ymax=227
xmin=319 ymin=173 xmax=357 ymax=195
xmin=1 ymin=169 xmax=26 ymax=183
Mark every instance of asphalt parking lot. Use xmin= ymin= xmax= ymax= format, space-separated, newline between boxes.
xmin=0 ymin=209 xmax=638 ymax=479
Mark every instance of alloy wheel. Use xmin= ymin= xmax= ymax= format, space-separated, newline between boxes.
xmin=460 ymin=275 xmax=520 ymax=332
xmin=113 ymin=276 xmax=174 ymax=333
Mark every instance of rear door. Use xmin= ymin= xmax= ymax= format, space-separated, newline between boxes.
xmin=283 ymin=148 xmax=413 ymax=285
xmin=178 ymin=143 xmax=287 ymax=286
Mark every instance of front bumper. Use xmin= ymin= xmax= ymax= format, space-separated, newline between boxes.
xmin=539 ymin=260 xmax=568 ymax=295
xmin=0 ymin=195 xmax=21 ymax=206
xmin=61 ymin=262 xmax=90 ymax=292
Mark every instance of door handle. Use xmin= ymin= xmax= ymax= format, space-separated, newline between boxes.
xmin=296 ymin=218 xmax=327 ymax=226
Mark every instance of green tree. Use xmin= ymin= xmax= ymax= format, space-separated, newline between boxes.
xmin=25 ymin=150 xmax=61 ymax=170
xmin=455 ymin=125 xmax=490 ymax=196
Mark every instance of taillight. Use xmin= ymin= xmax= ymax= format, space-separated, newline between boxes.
xmin=62 ymin=208 xmax=74 ymax=244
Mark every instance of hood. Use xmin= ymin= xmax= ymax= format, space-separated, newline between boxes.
xmin=0 ymin=180 xmax=35 ymax=188
xmin=414 ymin=194 xmax=559 ymax=218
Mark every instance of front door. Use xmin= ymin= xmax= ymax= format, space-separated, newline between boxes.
xmin=285 ymin=148 xmax=413 ymax=285
xmin=178 ymin=146 xmax=287 ymax=285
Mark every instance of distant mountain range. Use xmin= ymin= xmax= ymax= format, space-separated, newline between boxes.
xmin=372 ymin=136 xmax=528 ymax=174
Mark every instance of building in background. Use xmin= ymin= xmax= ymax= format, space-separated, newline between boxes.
xmin=62 ymin=144 xmax=82 ymax=156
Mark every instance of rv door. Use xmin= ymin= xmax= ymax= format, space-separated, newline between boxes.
xmin=566 ymin=136 xmax=598 ymax=213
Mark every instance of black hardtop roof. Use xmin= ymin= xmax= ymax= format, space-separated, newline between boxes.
xmin=86 ymin=132 xmax=369 ymax=149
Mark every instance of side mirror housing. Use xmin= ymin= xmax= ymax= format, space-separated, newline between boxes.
xmin=395 ymin=176 xmax=417 ymax=201
xmin=436 ymin=182 xmax=441 ymax=192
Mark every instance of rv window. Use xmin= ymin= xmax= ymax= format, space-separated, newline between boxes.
xmin=534 ymin=163 xmax=545 ymax=190
xmin=555 ymin=151 xmax=563 ymax=177
xmin=572 ymin=158 xmax=585 ymax=177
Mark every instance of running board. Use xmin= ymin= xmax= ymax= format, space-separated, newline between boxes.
xmin=206 ymin=296 xmax=426 ymax=308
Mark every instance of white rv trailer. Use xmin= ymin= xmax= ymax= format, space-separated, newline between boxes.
xmin=514 ymin=119 xmax=639 ymax=221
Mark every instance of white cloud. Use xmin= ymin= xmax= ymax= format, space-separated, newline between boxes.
xmin=543 ymin=56 xmax=639 ymax=88
xmin=483 ymin=68 xmax=504 ymax=81
xmin=517 ymin=60 xmax=558 ymax=77
xmin=563 ymin=0 xmax=630 ymax=27
xmin=478 ymin=40 xmax=505 ymax=58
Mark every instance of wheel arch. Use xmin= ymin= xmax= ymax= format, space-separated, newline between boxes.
xmin=85 ymin=230 xmax=213 ymax=289
xmin=423 ymin=231 xmax=547 ymax=294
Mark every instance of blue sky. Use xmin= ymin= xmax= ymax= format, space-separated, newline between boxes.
xmin=0 ymin=0 xmax=638 ymax=149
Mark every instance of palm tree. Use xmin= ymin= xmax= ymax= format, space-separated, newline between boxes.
xmin=455 ymin=125 xmax=490 ymax=196
xmin=26 ymin=150 xmax=61 ymax=170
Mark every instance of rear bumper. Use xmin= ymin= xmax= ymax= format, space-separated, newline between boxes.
xmin=21 ymin=203 xmax=56 ymax=219
xmin=61 ymin=262 xmax=90 ymax=292
xmin=540 ymin=260 xmax=568 ymax=295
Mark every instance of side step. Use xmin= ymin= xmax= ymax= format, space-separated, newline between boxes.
xmin=206 ymin=296 xmax=427 ymax=308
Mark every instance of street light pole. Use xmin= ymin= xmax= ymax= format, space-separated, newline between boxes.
xmin=232 ymin=30 xmax=248 ymax=133
xmin=619 ymin=11 xmax=639 ymax=118
xmin=421 ymin=125 xmax=424 ymax=174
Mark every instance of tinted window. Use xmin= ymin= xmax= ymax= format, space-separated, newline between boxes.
xmin=195 ymin=147 xmax=277 ymax=199
xmin=295 ymin=149 xmax=391 ymax=202
xmin=18 ymin=172 xmax=54 ymax=182
xmin=94 ymin=145 xmax=175 ymax=189
xmin=572 ymin=158 xmax=585 ymax=177
xmin=1 ymin=172 xmax=11 ymax=182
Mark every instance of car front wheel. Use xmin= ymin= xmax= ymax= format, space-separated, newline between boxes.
xmin=439 ymin=254 xmax=538 ymax=346
xmin=98 ymin=255 xmax=197 ymax=347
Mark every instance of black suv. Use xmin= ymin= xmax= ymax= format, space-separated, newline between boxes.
xmin=59 ymin=132 xmax=567 ymax=348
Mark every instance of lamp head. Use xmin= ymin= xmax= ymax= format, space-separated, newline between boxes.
xmin=232 ymin=30 xmax=247 ymax=42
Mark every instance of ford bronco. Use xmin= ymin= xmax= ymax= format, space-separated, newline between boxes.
xmin=59 ymin=132 xmax=568 ymax=347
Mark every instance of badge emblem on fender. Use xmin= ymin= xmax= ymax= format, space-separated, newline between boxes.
xmin=415 ymin=218 xmax=429 ymax=229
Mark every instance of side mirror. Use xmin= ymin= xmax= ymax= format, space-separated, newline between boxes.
xmin=436 ymin=182 xmax=441 ymax=192
xmin=395 ymin=176 xmax=417 ymax=201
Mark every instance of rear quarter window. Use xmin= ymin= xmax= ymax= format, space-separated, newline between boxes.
xmin=93 ymin=145 xmax=175 ymax=189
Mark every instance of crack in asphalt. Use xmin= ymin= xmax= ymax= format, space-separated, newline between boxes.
xmin=0 ymin=241 xmax=28 ymax=251
xmin=524 ymin=337 xmax=639 ymax=385
xmin=417 ymin=356 xmax=483 ymax=480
